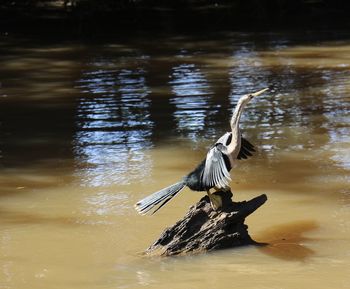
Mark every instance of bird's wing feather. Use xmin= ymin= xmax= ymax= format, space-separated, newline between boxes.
xmin=202 ymin=145 xmax=231 ymax=189
xmin=237 ymin=137 xmax=255 ymax=160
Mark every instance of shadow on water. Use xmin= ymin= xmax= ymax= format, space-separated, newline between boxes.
xmin=255 ymin=220 xmax=318 ymax=261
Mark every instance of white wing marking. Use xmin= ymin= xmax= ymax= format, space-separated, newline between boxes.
xmin=202 ymin=145 xmax=231 ymax=189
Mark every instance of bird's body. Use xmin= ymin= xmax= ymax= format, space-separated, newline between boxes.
xmin=135 ymin=88 xmax=268 ymax=215
xmin=184 ymin=132 xmax=254 ymax=192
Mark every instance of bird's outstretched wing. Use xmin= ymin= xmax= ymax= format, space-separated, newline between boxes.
xmin=201 ymin=144 xmax=231 ymax=189
xmin=237 ymin=137 xmax=255 ymax=160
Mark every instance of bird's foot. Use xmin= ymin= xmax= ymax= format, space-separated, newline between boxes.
xmin=208 ymin=193 xmax=222 ymax=211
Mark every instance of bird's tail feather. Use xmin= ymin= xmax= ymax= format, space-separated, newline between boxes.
xmin=134 ymin=181 xmax=185 ymax=215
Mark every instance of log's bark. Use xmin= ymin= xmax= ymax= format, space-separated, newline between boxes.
xmin=146 ymin=190 xmax=267 ymax=256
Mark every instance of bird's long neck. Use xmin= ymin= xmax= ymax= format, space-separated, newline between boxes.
xmin=230 ymin=98 xmax=246 ymax=137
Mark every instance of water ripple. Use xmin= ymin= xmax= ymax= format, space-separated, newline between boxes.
xmin=169 ymin=63 xmax=218 ymax=140
xmin=74 ymin=63 xmax=153 ymax=187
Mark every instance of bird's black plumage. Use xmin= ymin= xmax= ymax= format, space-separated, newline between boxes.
xmin=237 ymin=137 xmax=255 ymax=160
xmin=184 ymin=158 xmax=207 ymax=191
xmin=184 ymin=135 xmax=255 ymax=192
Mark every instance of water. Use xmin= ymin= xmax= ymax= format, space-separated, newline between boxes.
xmin=0 ymin=31 xmax=349 ymax=289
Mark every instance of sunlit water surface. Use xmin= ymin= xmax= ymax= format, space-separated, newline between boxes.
xmin=0 ymin=31 xmax=349 ymax=289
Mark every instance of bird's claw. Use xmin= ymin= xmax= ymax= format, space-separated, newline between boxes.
xmin=209 ymin=194 xmax=222 ymax=211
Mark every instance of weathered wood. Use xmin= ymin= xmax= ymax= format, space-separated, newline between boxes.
xmin=146 ymin=190 xmax=267 ymax=256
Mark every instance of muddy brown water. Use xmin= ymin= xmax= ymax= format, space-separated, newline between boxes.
xmin=0 ymin=31 xmax=349 ymax=289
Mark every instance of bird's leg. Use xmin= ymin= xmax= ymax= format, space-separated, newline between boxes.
xmin=206 ymin=189 xmax=222 ymax=211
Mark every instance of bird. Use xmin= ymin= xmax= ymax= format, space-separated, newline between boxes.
xmin=134 ymin=88 xmax=269 ymax=215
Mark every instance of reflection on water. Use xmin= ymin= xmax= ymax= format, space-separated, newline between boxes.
xmin=169 ymin=63 xmax=218 ymax=140
xmin=75 ymin=60 xmax=153 ymax=187
xmin=46 ymin=36 xmax=350 ymax=190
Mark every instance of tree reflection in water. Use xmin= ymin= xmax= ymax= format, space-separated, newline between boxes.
xmin=169 ymin=63 xmax=218 ymax=141
xmin=75 ymin=62 xmax=153 ymax=188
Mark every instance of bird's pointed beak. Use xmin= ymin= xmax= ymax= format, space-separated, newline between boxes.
xmin=250 ymin=87 xmax=269 ymax=98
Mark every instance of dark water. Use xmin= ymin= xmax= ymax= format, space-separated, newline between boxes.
xmin=0 ymin=31 xmax=349 ymax=289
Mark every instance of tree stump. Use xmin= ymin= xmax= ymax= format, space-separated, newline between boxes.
xmin=146 ymin=190 xmax=267 ymax=256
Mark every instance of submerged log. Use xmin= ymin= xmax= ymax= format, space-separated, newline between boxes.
xmin=146 ymin=190 xmax=267 ymax=256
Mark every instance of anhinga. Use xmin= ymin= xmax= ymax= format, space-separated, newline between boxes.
xmin=135 ymin=88 xmax=268 ymax=215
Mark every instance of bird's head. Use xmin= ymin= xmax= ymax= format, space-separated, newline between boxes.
xmin=230 ymin=87 xmax=269 ymax=128
xmin=241 ymin=87 xmax=269 ymax=104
